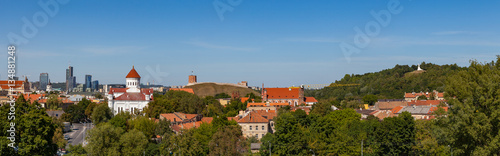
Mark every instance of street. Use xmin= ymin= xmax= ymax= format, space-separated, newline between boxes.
xmin=63 ymin=122 xmax=93 ymax=149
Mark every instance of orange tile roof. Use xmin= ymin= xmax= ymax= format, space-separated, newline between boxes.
xmin=265 ymin=88 xmax=300 ymax=99
xmin=437 ymin=93 xmax=444 ymax=98
xmin=126 ymin=66 xmax=141 ymax=78
xmin=160 ymin=112 xmax=198 ymax=122
xmin=12 ymin=93 xmax=45 ymax=103
xmin=253 ymin=110 xmax=277 ymax=120
xmin=0 ymin=80 xmax=24 ymax=89
xmin=227 ymin=117 xmax=239 ymax=121
xmin=391 ymin=106 xmax=404 ymax=114
xmin=428 ymin=107 xmax=448 ymax=114
xmin=237 ymin=112 xmax=269 ymax=123
xmin=304 ymin=97 xmax=318 ymax=103
xmin=201 ymin=117 xmax=213 ymax=123
xmin=405 ymin=92 xmax=431 ymax=98
xmin=169 ymin=88 xmax=194 ymax=94
xmin=377 ymin=101 xmax=408 ymax=110
xmin=247 ymin=103 xmax=266 ymax=107
xmin=269 ymin=103 xmax=288 ymax=106
xmin=241 ymin=97 xmax=250 ymax=103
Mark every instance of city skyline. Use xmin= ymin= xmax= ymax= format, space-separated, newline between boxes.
xmin=1 ymin=1 xmax=499 ymax=87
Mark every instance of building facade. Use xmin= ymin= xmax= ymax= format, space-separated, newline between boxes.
xmin=92 ymin=80 xmax=99 ymax=91
xmin=107 ymin=66 xmax=153 ymax=115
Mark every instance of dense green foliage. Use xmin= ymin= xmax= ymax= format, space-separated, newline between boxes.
xmin=307 ymin=63 xmax=465 ymax=102
xmin=144 ymin=91 xmax=206 ymax=119
xmin=440 ymin=57 xmax=500 ymax=155
xmin=0 ymin=95 xmax=59 ymax=155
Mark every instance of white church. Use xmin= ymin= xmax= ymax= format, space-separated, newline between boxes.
xmin=107 ymin=66 xmax=153 ymax=115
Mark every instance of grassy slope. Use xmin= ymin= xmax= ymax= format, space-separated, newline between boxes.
xmin=307 ymin=62 xmax=466 ymax=100
xmin=185 ymin=83 xmax=260 ymax=98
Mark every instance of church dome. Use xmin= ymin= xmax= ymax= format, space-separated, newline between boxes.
xmin=126 ymin=66 xmax=141 ymax=78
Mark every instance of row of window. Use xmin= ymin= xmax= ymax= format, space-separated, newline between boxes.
xmin=249 ymin=125 xmax=265 ymax=131
xmin=255 ymin=134 xmax=265 ymax=138
xmin=127 ymin=81 xmax=138 ymax=86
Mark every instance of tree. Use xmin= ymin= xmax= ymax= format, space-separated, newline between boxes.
xmin=309 ymin=109 xmax=365 ymax=155
xmin=91 ymin=103 xmax=112 ymax=125
xmin=166 ymin=130 xmax=204 ymax=156
xmin=155 ymin=118 xmax=173 ymax=137
xmin=144 ymin=91 xmax=206 ymax=118
xmin=209 ymin=125 xmax=244 ymax=156
xmin=18 ymin=108 xmax=58 ymax=155
xmin=129 ymin=116 xmax=157 ymax=139
xmin=120 ymin=129 xmax=149 ymax=156
xmin=417 ymin=95 xmax=428 ymax=100
xmin=375 ymin=111 xmax=415 ymax=155
xmin=52 ymin=127 xmax=67 ymax=149
xmin=85 ymin=123 xmax=123 ymax=155
xmin=362 ymin=94 xmax=378 ymax=105
xmin=68 ymin=144 xmax=87 ymax=156
xmin=109 ymin=112 xmax=131 ymax=131
xmin=443 ymin=56 xmax=500 ymax=155
xmin=272 ymin=112 xmax=308 ymax=155
xmin=84 ymin=102 xmax=97 ymax=118
xmin=214 ymin=93 xmax=231 ymax=99
xmin=46 ymin=94 xmax=62 ymax=110
xmin=310 ymin=102 xmax=332 ymax=116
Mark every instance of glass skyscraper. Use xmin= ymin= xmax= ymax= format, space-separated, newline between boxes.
xmin=39 ymin=73 xmax=49 ymax=90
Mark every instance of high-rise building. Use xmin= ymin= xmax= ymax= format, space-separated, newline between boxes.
xmin=39 ymin=73 xmax=49 ymax=90
xmin=92 ymin=80 xmax=99 ymax=91
xmin=85 ymin=75 xmax=92 ymax=91
xmin=66 ymin=66 xmax=75 ymax=92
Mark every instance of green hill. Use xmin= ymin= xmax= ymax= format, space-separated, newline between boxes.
xmin=185 ymin=82 xmax=260 ymax=98
xmin=307 ymin=62 xmax=466 ymax=100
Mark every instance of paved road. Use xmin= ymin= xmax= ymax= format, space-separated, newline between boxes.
xmin=63 ymin=122 xmax=93 ymax=148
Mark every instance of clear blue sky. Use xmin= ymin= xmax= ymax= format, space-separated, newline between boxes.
xmin=1 ymin=0 xmax=499 ymax=87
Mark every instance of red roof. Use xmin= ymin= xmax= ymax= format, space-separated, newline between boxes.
xmin=241 ymin=97 xmax=250 ymax=103
xmin=237 ymin=112 xmax=269 ymax=123
xmin=247 ymin=103 xmax=266 ymax=107
xmin=126 ymin=66 xmax=141 ymax=78
xmin=109 ymin=88 xmax=153 ymax=99
xmin=12 ymin=93 xmax=45 ymax=103
xmin=405 ymin=92 xmax=431 ymax=98
xmin=114 ymin=92 xmax=152 ymax=101
xmin=269 ymin=103 xmax=288 ymax=106
xmin=265 ymin=88 xmax=300 ymax=99
xmin=408 ymin=100 xmax=443 ymax=106
xmin=391 ymin=106 xmax=404 ymax=114
xmin=428 ymin=107 xmax=448 ymax=114
xmin=201 ymin=117 xmax=213 ymax=123
xmin=0 ymin=80 xmax=24 ymax=89
xmin=304 ymin=97 xmax=318 ymax=103
xmin=253 ymin=110 xmax=277 ymax=120
xmin=160 ymin=112 xmax=198 ymax=123
xmin=169 ymin=88 xmax=194 ymax=94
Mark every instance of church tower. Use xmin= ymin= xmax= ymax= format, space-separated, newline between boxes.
xmin=126 ymin=66 xmax=141 ymax=92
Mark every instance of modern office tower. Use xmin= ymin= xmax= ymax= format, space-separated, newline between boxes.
xmin=85 ymin=75 xmax=92 ymax=91
xmin=92 ymin=80 xmax=99 ymax=91
xmin=66 ymin=66 xmax=75 ymax=92
xmin=39 ymin=73 xmax=49 ymax=90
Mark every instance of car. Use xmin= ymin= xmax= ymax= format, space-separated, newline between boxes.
xmin=64 ymin=135 xmax=70 ymax=140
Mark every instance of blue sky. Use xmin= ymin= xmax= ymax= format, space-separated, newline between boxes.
xmin=1 ymin=0 xmax=499 ymax=87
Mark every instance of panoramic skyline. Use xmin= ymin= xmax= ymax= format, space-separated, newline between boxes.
xmin=1 ymin=0 xmax=499 ymax=87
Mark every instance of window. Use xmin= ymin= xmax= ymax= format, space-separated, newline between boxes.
xmin=249 ymin=126 xmax=252 ymax=130
xmin=262 ymin=126 xmax=265 ymax=130
xmin=255 ymin=134 xmax=258 ymax=138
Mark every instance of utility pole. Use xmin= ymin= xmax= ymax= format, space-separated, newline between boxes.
xmin=269 ymin=141 xmax=271 ymax=156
